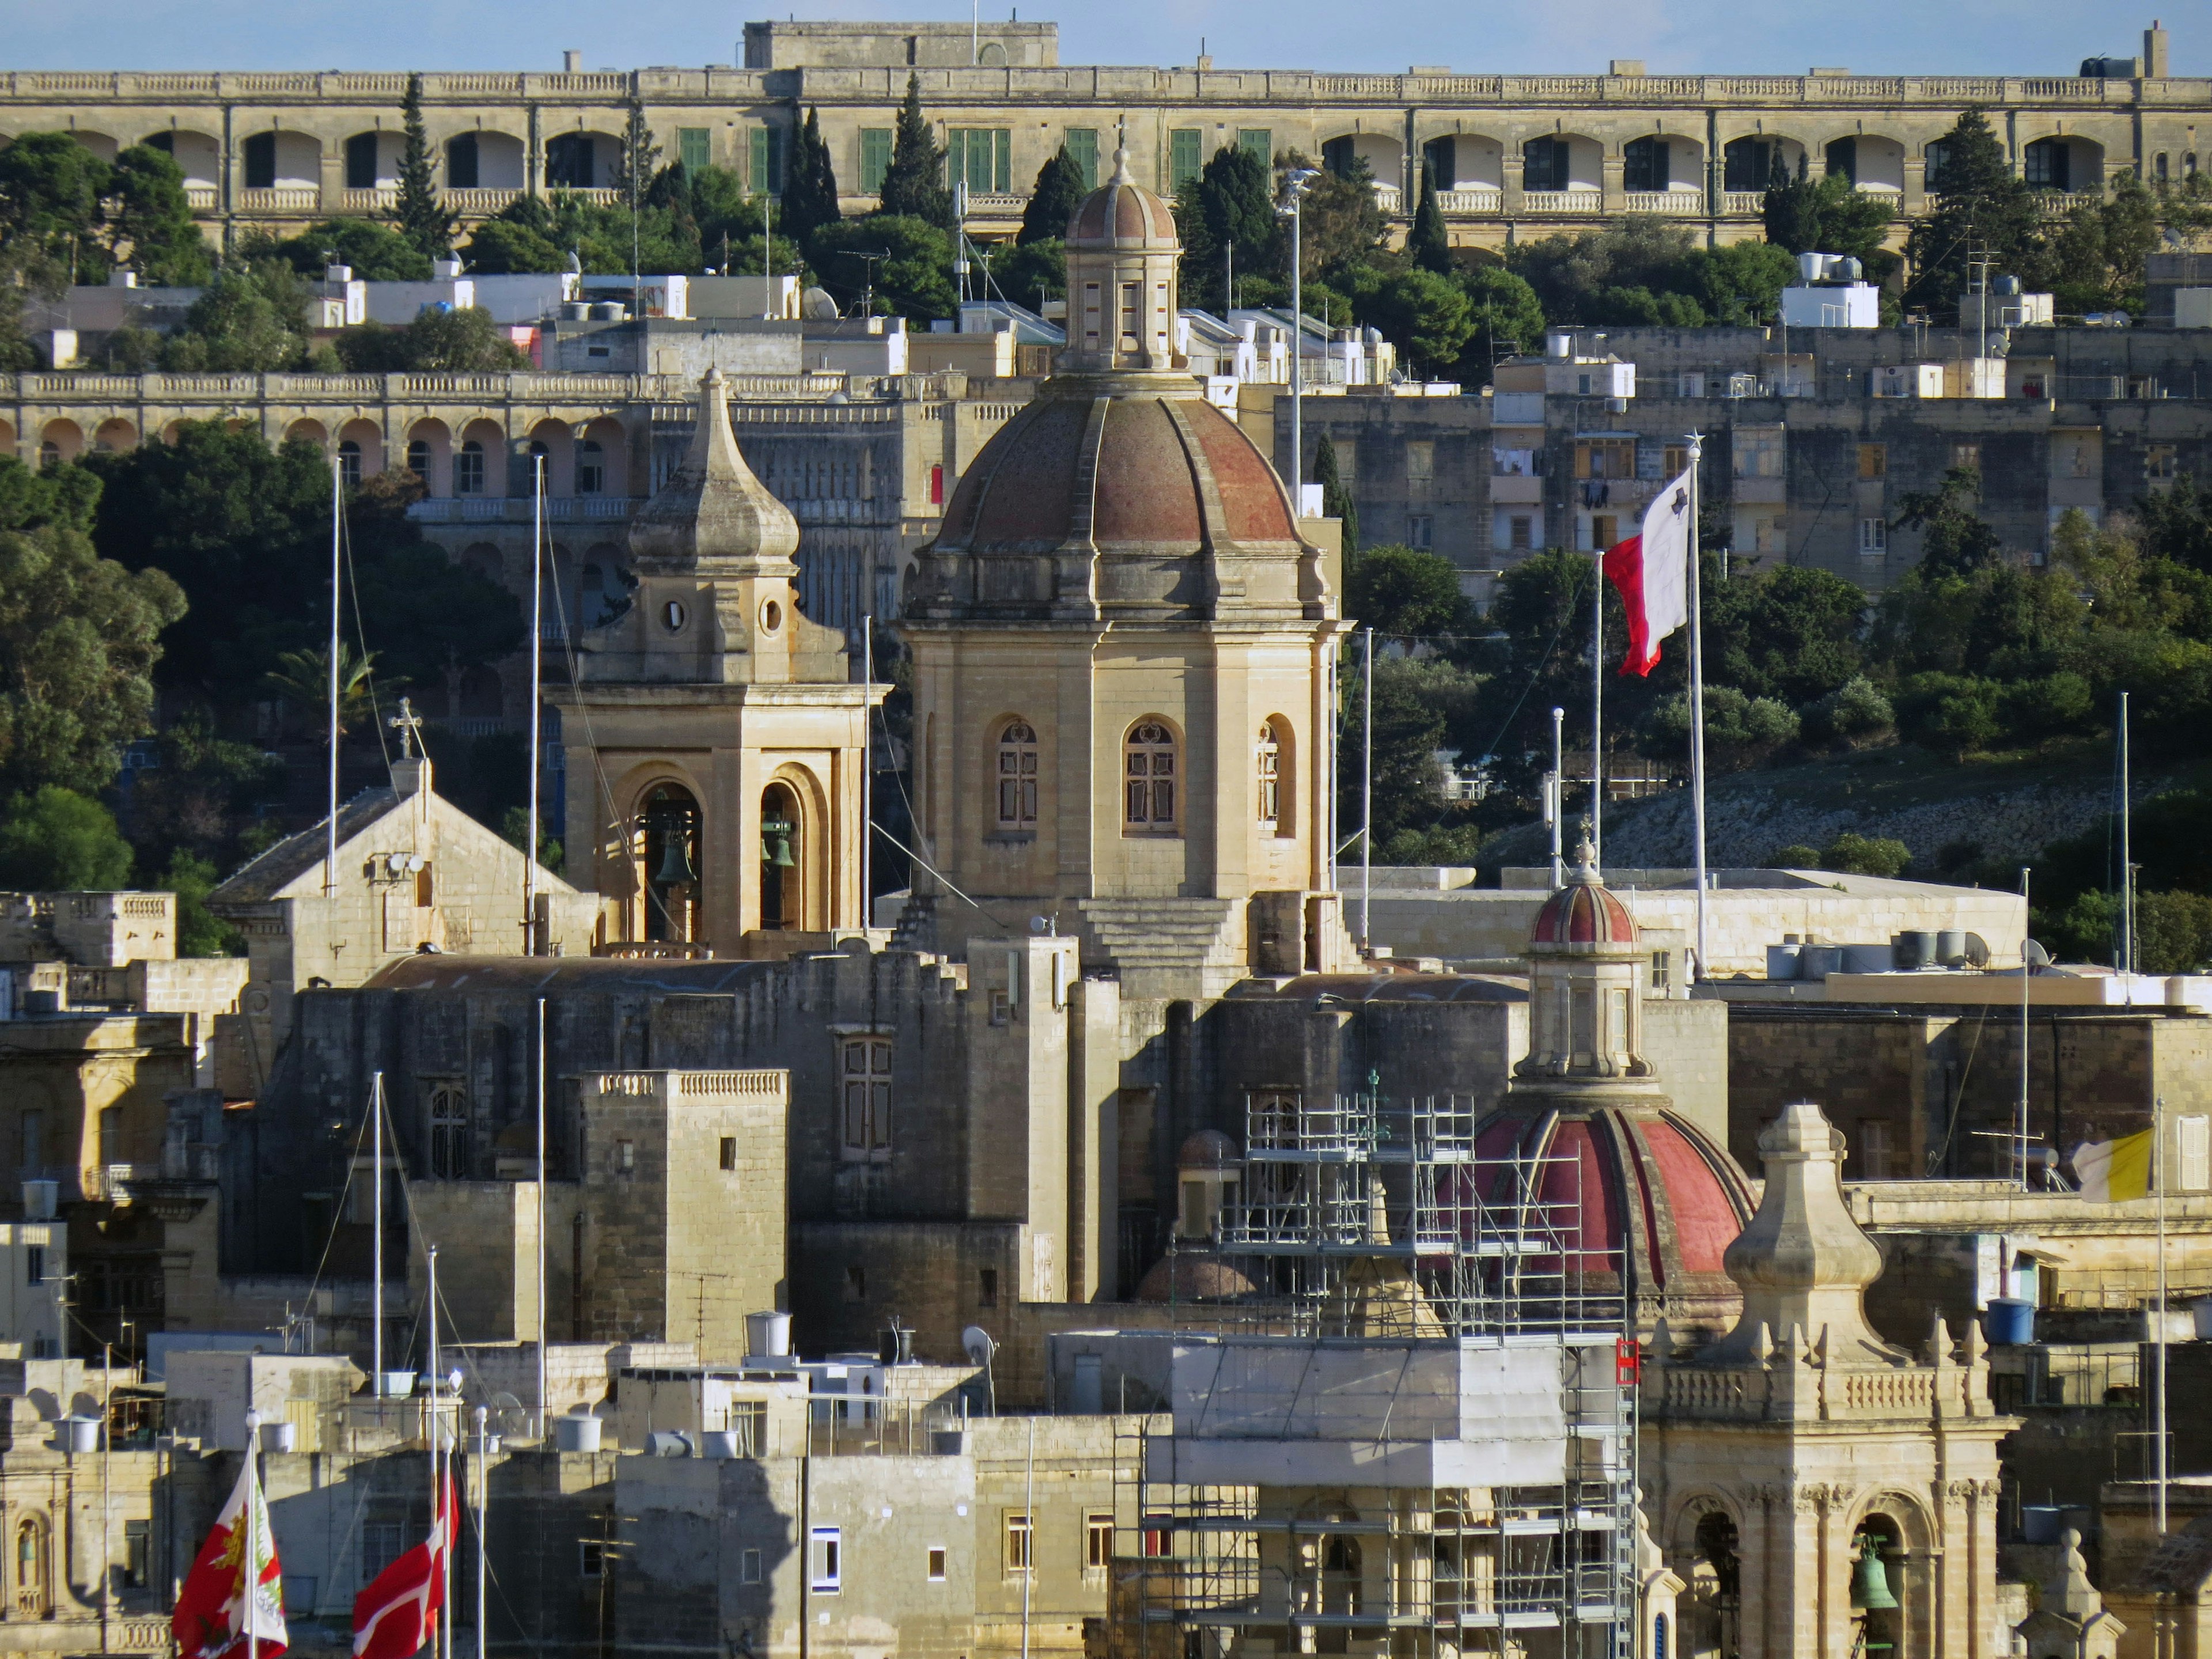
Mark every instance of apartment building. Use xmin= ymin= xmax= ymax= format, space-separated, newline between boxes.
xmin=1286 ymin=323 xmax=2212 ymax=589
xmin=1 ymin=21 xmax=2200 ymax=251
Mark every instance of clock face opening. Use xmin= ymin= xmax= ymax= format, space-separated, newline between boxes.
xmin=664 ymin=600 xmax=687 ymax=632
xmin=761 ymin=599 xmax=782 ymax=632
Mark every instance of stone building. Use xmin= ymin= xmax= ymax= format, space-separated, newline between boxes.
xmin=1287 ymin=322 xmax=2212 ymax=589
xmin=2 ymin=20 xmax=2197 ymax=251
xmin=550 ymin=366 xmax=882 ymax=956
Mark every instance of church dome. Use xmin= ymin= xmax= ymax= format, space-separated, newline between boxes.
xmin=1467 ymin=1103 xmax=1756 ymax=1342
xmin=1066 ymin=165 xmax=1179 ymax=249
xmin=1529 ymin=879 xmax=1639 ymax=948
xmin=1176 ymin=1129 xmax=1239 ymax=1171
xmin=929 ymin=389 xmax=1300 ymax=563
xmin=1135 ymin=1251 xmax=1257 ymax=1304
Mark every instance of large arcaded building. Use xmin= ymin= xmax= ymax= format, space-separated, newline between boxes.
xmin=0 ymin=20 xmax=2200 ymax=251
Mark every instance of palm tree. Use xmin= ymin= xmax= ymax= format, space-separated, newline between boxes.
xmin=263 ymin=642 xmax=387 ymax=740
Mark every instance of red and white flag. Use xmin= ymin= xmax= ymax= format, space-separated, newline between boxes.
xmin=173 ymin=1449 xmax=289 ymax=1659
xmin=352 ymin=1473 xmax=456 ymax=1659
xmin=1601 ymin=470 xmax=1694 ymax=676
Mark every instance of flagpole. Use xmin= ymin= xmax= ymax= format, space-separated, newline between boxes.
xmin=862 ymin=614 xmax=873 ymax=931
xmin=426 ymin=1241 xmax=441 ymax=1610
xmin=2157 ymin=1090 xmax=2169 ymax=1535
xmin=1686 ymin=434 xmax=1708 ymax=982
xmin=1590 ymin=539 xmax=1603 ymax=869
xmin=525 ymin=455 xmax=544 ymax=955
xmin=371 ymin=1072 xmax=384 ymax=1403
xmin=326 ymin=457 xmax=342 ymax=898
xmin=1548 ymin=706 xmax=1565 ymax=891
xmin=535 ymin=999 xmax=547 ymax=1444
xmin=244 ymin=1409 xmax=260 ymax=1659
xmin=474 ymin=1405 xmax=490 ymax=1659
xmin=1361 ymin=627 xmax=1373 ymax=950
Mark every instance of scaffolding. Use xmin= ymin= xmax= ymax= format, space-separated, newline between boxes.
xmin=1120 ymin=1089 xmax=1637 ymax=1659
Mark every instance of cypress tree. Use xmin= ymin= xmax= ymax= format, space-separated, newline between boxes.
xmin=1020 ymin=146 xmax=1087 ymax=245
xmin=1315 ymin=432 xmax=1359 ymax=556
xmin=1904 ymin=107 xmax=2039 ymax=320
xmin=781 ymin=107 xmax=844 ymax=256
xmin=880 ymin=73 xmax=952 ymax=226
xmin=1408 ymin=169 xmax=1452 ymax=275
xmin=394 ymin=73 xmax=455 ymax=260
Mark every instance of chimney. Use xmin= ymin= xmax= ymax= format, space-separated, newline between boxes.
xmin=2146 ymin=18 xmax=2170 ymax=78
xmin=562 ymin=48 xmax=583 ymax=74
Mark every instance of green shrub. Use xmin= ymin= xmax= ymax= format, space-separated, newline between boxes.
xmin=1771 ymin=844 xmax=1821 ymax=868
xmin=1820 ymin=832 xmax=1912 ymax=878
xmin=0 ymin=787 xmax=132 ymax=890
xmin=1995 ymin=671 xmax=2093 ymax=745
xmin=1895 ymin=672 xmax=2001 ymax=759
xmin=1798 ymin=675 xmax=1894 ymax=748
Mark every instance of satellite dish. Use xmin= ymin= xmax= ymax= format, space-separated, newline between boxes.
xmin=1029 ymin=916 xmax=1050 ymax=935
xmin=2024 ymin=939 xmax=2052 ymax=970
xmin=1963 ymin=932 xmax=1991 ymax=968
xmin=961 ymin=1325 xmax=997 ymax=1366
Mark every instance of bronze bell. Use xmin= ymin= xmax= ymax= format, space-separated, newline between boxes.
xmin=761 ymin=817 xmax=797 ymax=868
xmin=650 ymin=816 xmax=698 ymax=887
xmin=1850 ymin=1534 xmax=1899 ymax=1615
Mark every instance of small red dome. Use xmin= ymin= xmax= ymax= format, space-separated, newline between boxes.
xmin=1067 ymin=167 xmax=1179 ymax=249
xmin=1530 ymin=880 xmax=1639 ymax=948
xmin=1467 ymin=1104 xmax=1756 ymax=1339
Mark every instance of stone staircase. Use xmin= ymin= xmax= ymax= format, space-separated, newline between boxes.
xmin=1074 ymin=897 xmax=1249 ymax=1000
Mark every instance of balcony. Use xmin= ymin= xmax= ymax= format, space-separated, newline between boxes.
xmin=1372 ymin=184 xmax=1402 ymax=214
xmin=1521 ymin=190 xmax=1604 ymax=215
xmin=183 ymin=182 xmax=218 ymax=212
xmin=237 ymin=187 xmax=321 ymax=214
xmin=409 ymin=495 xmax=637 ymax=524
xmin=1624 ymin=190 xmax=1702 ymax=215
xmin=1723 ymin=191 xmax=1769 ymax=215
xmin=338 ymin=186 xmax=397 ymax=212
xmin=447 ymin=187 xmax=523 ymax=215
xmin=1436 ymin=188 xmax=1502 ymax=214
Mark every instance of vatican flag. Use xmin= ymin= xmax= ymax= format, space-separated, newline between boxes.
xmin=2072 ymin=1130 xmax=2154 ymax=1202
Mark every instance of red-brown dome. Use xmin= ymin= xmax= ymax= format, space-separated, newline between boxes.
xmin=1067 ymin=165 xmax=1178 ymax=249
xmin=1468 ymin=1104 xmax=1756 ymax=1340
xmin=1530 ymin=878 xmax=1639 ymax=948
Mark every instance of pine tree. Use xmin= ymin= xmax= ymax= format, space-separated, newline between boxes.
xmin=613 ymin=100 xmax=664 ymax=199
xmin=1408 ymin=169 xmax=1452 ymax=275
xmin=1904 ymin=107 xmax=2040 ymax=321
xmin=394 ymin=73 xmax=455 ymax=260
xmin=1020 ymin=146 xmax=1087 ymax=245
xmin=1315 ymin=432 xmax=1359 ymax=556
xmin=780 ymin=107 xmax=844 ymax=256
xmin=880 ymin=73 xmax=952 ymax=225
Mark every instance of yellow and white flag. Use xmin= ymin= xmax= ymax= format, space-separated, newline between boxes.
xmin=2072 ymin=1130 xmax=2153 ymax=1202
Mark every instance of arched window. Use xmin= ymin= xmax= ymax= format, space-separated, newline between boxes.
xmin=997 ymin=721 xmax=1039 ymax=828
xmin=15 ymin=1515 xmax=47 ymax=1615
xmin=454 ymin=440 xmax=486 ymax=495
xmin=407 ymin=439 xmax=430 ymax=481
xmin=337 ymin=440 xmax=362 ymax=488
xmin=1256 ymin=720 xmax=1293 ymax=832
xmin=576 ymin=440 xmax=605 ymax=495
xmin=1124 ymin=722 xmax=1177 ymax=832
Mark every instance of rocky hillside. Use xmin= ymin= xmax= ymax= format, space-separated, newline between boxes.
xmin=1478 ymin=744 xmax=2177 ymax=873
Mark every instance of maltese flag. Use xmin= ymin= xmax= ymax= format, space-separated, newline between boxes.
xmin=1601 ymin=471 xmax=1694 ymax=676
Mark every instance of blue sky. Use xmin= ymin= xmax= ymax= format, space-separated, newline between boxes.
xmin=5 ymin=0 xmax=2200 ymax=75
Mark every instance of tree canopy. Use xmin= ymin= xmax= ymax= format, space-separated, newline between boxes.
xmin=880 ymin=74 xmax=953 ymax=225
xmin=1020 ymin=146 xmax=1088 ymax=246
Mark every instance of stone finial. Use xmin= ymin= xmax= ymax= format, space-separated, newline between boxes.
xmin=1699 ymin=1101 xmax=1902 ymax=1369
xmin=1930 ymin=1312 xmax=1953 ymax=1368
xmin=1752 ymin=1322 xmax=1773 ymax=1366
xmin=626 ymin=366 xmax=800 ymax=576
xmin=2049 ymin=1529 xmax=2103 ymax=1623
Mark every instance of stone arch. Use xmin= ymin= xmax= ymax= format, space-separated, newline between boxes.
xmin=993 ymin=714 xmax=1040 ymax=830
xmin=338 ymin=416 xmax=384 ymax=478
xmin=446 ymin=130 xmax=527 ymax=192
xmin=284 ymin=418 xmax=329 ymax=451
xmin=341 ymin=129 xmax=404 ymax=192
xmin=1256 ymin=713 xmax=1295 ymax=836
xmin=1823 ymin=134 xmax=1906 ymax=195
xmin=141 ymin=129 xmax=221 ymax=196
xmin=1622 ymin=130 xmax=1706 ymax=198
xmin=761 ymin=762 xmax=831 ymax=933
xmin=578 ymin=414 xmax=627 ymax=497
xmin=1319 ymin=130 xmax=1403 ymax=185
xmin=1846 ymin=1497 xmax=1933 ymax=1659
xmin=405 ymin=417 xmax=452 ymax=496
xmin=1418 ymin=130 xmax=1506 ymax=192
xmin=458 ymin=542 xmax=504 ymax=587
xmin=69 ymin=131 xmax=118 ymax=162
xmin=1668 ymin=1493 xmax=1743 ymax=1659
xmin=1122 ymin=715 xmax=1183 ymax=835
xmin=158 ymin=419 xmax=188 ymax=445
xmin=12 ymin=1510 xmax=50 ymax=1615
xmin=1519 ymin=130 xmax=1603 ymax=194
xmin=241 ymin=128 xmax=321 ymax=192
xmin=38 ymin=420 xmax=83 ymax=468
xmin=457 ymin=418 xmax=506 ymax=496
xmin=544 ymin=130 xmax=623 ymax=191
xmin=0 ymin=416 xmax=14 ymax=460
xmin=92 ymin=417 xmax=136 ymax=454
xmin=631 ymin=775 xmax=705 ymax=944
xmin=577 ymin=541 xmax=626 ymax=631
xmin=1722 ymin=132 xmax=1808 ymax=194
xmin=527 ymin=417 xmax=573 ymax=497
xmin=2021 ymin=132 xmax=2104 ymax=195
